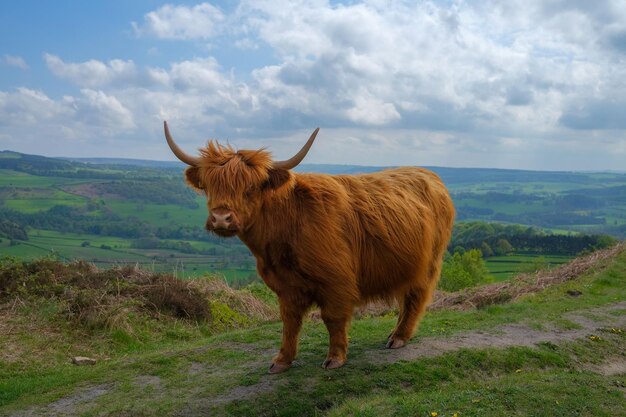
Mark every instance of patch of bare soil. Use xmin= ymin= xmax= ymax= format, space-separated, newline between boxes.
xmin=366 ymin=301 xmax=626 ymax=364
xmin=588 ymin=357 xmax=626 ymax=376
xmin=171 ymin=342 xmax=287 ymax=417
xmin=61 ymin=183 xmax=110 ymax=199
xmin=174 ymin=377 xmax=287 ymax=417
xmin=584 ymin=356 xmax=626 ymax=398
xmin=133 ymin=375 xmax=162 ymax=389
xmin=5 ymin=384 xmax=114 ymax=417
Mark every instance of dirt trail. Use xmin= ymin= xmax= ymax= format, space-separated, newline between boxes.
xmin=366 ymin=301 xmax=626 ymax=364
xmin=7 ymin=384 xmax=113 ymax=417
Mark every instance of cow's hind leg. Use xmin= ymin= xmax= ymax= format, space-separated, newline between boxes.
xmin=320 ymin=304 xmax=352 ymax=369
xmin=387 ymin=286 xmax=431 ymax=349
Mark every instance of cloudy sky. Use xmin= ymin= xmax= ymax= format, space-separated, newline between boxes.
xmin=1 ymin=1 xmax=626 ymax=170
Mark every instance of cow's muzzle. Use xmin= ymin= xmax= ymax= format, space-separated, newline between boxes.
xmin=207 ymin=208 xmax=240 ymax=237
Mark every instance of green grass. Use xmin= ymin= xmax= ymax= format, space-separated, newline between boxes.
xmin=4 ymin=231 xmax=147 ymax=262
xmin=2 ymin=188 xmax=88 ymax=213
xmin=328 ymin=368 xmax=625 ymax=417
xmin=0 ymin=247 xmax=624 ymax=416
xmin=457 ymin=197 xmax=548 ymax=216
xmin=0 ymin=169 xmax=85 ymax=188
xmin=485 ymin=253 xmax=572 ymax=281
xmin=105 ymin=200 xmax=207 ymax=228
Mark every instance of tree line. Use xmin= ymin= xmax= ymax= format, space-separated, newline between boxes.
xmin=450 ymin=221 xmax=617 ymax=257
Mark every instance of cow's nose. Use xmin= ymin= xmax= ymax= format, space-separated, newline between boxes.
xmin=210 ymin=210 xmax=233 ymax=229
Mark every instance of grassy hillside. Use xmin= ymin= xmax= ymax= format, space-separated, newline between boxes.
xmin=1 ymin=245 xmax=625 ymax=416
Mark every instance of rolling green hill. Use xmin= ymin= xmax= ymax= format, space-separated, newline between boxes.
xmin=1 ymin=150 xmax=625 ymax=284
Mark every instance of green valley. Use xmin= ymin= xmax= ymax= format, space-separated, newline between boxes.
xmin=1 ymin=151 xmax=625 ymax=286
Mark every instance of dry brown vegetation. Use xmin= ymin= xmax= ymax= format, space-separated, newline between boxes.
xmin=430 ymin=243 xmax=625 ymax=310
xmin=0 ymin=258 xmax=277 ymax=334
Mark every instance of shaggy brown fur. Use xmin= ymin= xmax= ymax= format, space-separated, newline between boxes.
xmin=181 ymin=140 xmax=455 ymax=372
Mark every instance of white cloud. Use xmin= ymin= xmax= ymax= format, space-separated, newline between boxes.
xmin=0 ymin=88 xmax=134 ymax=143
xmin=0 ymin=88 xmax=70 ymax=125
xmin=345 ymin=95 xmax=400 ymax=125
xmin=75 ymin=89 xmax=135 ymax=130
xmin=132 ymin=3 xmax=225 ymax=40
xmin=44 ymin=54 xmax=137 ymax=88
xmin=169 ymin=58 xmax=227 ymax=91
xmin=2 ymin=55 xmax=29 ymax=70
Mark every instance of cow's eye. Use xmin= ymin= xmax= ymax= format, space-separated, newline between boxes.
xmin=244 ymin=185 xmax=258 ymax=199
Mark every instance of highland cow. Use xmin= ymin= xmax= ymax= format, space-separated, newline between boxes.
xmin=164 ymin=121 xmax=454 ymax=373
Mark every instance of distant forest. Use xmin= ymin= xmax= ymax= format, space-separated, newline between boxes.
xmin=449 ymin=222 xmax=616 ymax=257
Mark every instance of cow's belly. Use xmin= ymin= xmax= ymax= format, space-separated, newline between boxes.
xmin=355 ymin=248 xmax=421 ymax=300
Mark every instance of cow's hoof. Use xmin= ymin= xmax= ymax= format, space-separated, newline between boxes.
xmin=386 ymin=337 xmax=406 ymax=349
xmin=268 ymin=362 xmax=291 ymax=374
xmin=322 ymin=357 xmax=346 ymax=369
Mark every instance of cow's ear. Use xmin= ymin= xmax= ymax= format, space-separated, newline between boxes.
xmin=263 ymin=168 xmax=291 ymax=190
xmin=184 ymin=166 xmax=203 ymax=190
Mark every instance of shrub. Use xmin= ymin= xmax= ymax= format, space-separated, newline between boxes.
xmin=439 ymin=249 xmax=491 ymax=292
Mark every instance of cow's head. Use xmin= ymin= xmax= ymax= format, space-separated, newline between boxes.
xmin=164 ymin=121 xmax=319 ymax=237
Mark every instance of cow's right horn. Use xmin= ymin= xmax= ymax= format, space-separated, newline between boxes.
xmin=163 ymin=121 xmax=202 ymax=167
xmin=272 ymin=128 xmax=320 ymax=170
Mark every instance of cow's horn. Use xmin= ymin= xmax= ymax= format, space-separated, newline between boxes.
xmin=272 ymin=128 xmax=320 ymax=170
xmin=163 ymin=121 xmax=202 ymax=167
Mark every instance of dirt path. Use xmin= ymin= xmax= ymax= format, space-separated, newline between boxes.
xmin=366 ymin=301 xmax=626 ymax=364
xmin=7 ymin=384 xmax=113 ymax=417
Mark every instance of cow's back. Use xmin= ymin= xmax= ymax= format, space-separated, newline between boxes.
xmin=337 ymin=167 xmax=454 ymax=301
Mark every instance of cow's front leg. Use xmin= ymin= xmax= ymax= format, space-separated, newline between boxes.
xmin=270 ymin=296 xmax=311 ymax=374
xmin=320 ymin=305 xmax=352 ymax=369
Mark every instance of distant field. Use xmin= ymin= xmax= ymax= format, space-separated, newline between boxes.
xmin=0 ymin=229 xmax=258 ymax=284
xmin=106 ymin=199 xmax=206 ymax=227
xmin=485 ymin=253 xmax=572 ymax=281
xmin=3 ymin=189 xmax=87 ymax=213
xmin=0 ymin=169 xmax=86 ymax=188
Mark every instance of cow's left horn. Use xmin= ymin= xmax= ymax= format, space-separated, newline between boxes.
xmin=272 ymin=128 xmax=320 ymax=170
xmin=163 ymin=121 xmax=202 ymax=167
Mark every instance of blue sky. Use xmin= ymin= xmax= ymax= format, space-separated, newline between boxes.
xmin=1 ymin=0 xmax=626 ymax=170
